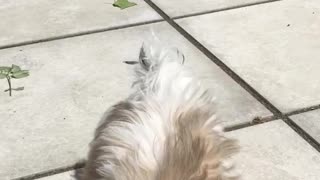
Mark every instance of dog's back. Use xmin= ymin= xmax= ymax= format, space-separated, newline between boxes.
xmin=82 ymin=42 xmax=239 ymax=180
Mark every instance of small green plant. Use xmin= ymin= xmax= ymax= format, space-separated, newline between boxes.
xmin=0 ymin=64 xmax=29 ymax=96
xmin=113 ymin=0 xmax=137 ymax=9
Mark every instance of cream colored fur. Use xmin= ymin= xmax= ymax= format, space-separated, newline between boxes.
xmin=81 ymin=40 xmax=239 ymax=180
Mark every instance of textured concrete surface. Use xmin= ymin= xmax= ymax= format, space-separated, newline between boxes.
xmin=153 ymin=0 xmax=274 ymax=17
xmin=0 ymin=0 xmax=161 ymax=47
xmin=228 ymin=120 xmax=320 ymax=180
xmin=0 ymin=22 xmax=270 ymax=179
xmin=38 ymin=171 xmax=75 ymax=180
xmin=291 ymin=110 xmax=320 ymax=143
xmin=177 ymin=0 xmax=320 ymax=112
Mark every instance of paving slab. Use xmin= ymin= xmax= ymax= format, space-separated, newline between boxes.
xmin=228 ymin=120 xmax=320 ymax=180
xmin=177 ymin=0 xmax=320 ymax=112
xmin=38 ymin=171 xmax=75 ymax=180
xmin=0 ymin=22 xmax=270 ymax=179
xmin=152 ymin=0 xmax=275 ymax=17
xmin=0 ymin=0 xmax=161 ymax=48
xmin=290 ymin=110 xmax=320 ymax=143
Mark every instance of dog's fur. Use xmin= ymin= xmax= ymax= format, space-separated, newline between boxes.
xmin=81 ymin=42 xmax=239 ymax=180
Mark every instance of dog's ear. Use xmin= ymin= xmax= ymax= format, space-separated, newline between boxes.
xmin=139 ymin=45 xmax=151 ymax=70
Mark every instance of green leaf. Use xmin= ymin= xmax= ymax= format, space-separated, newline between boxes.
xmin=0 ymin=73 xmax=6 ymax=79
xmin=11 ymin=70 xmax=29 ymax=79
xmin=11 ymin=64 xmax=21 ymax=73
xmin=0 ymin=66 xmax=11 ymax=76
xmin=113 ymin=0 xmax=137 ymax=10
xmin=0 ymin=66 xmax=11 ymax=70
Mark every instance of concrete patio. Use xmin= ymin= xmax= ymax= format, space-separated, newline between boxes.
xmin=0 ymin=0 xmax=319 ymax=179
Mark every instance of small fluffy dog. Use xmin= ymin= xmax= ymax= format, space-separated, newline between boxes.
xmin=81 ymin=41 xmax=239 ymax=180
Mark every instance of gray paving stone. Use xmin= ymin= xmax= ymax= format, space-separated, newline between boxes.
xmin=291 ymin=110 xmax=320 ymax=143
xmin=0 ymin=0 xmax=161 ymax=47
xmin=153 ymin=0 xmax=275 ymax=17
xmin=0 ymin=22 xmax=270 ymax=179
xmin=228 ymin=120 xmax=320 ymax=180
xmin=38 ymin=171 xmax=75 ymax=180
xmin=177 ymin=0 xmax=320 ymax=112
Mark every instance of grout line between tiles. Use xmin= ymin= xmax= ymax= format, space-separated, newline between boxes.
xmin=0 ymin=19 xmax=164 ymax=51
xmin=225 ymin=115 xmax=278 ymax=132
xmin=173 ymin=0 xmax=282 ymax=20
xmin=11 ymin=162 xmax=85 ymax=180
xmin=282 ymin=116 xmax=320 ymax=151
xmin=285 ymin=104 xmax=320 ymax=117
xmin=143 ymin=0 xmax=320 ymax=153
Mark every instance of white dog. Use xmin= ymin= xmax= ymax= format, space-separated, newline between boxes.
xmin=81 ymin=41 xmax=239 ymax=180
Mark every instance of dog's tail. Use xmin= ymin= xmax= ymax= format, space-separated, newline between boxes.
xmin=130 ymin=39 xmax=196 ymax=101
